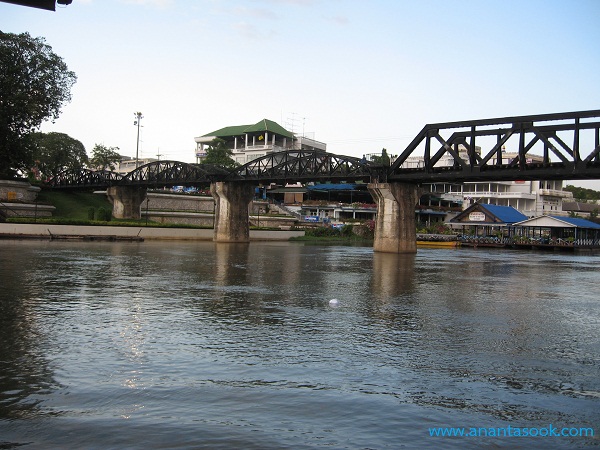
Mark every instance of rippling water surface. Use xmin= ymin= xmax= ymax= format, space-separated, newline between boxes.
xmin=0 ymin=240 xmax=598 ymax=449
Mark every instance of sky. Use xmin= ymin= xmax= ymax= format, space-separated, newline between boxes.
xmin=2 ymin=0 xmax=600 ymax=188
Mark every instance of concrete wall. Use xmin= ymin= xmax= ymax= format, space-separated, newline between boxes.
xmin=144 ymin=193 xmax=298 ymax=229
xmin=0 ymin=203 xmax=55 ymax=218
xmin=0 ymin=223 xmax=304 ymax=241
xmin=0 ymin=180 xmax=40 ymax=203
xmin=146 ymin=192 xmax=214 ymax=212
xmin=144 ymin=211 xmax=215 ymax=227
xmin=0 ymin=180 xmax=54 ymax=218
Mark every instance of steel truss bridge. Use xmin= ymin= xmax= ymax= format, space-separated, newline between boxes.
xmin=49 ymin=110 xmax=600 ymax=190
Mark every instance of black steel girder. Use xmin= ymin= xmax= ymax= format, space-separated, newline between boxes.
xmin=226 ymin=150 xmax=373 ymax=184
xmin=46 ymin=111 xmax=600 ymax=190
xmin=388 ymin=109 xmax=600 ymax=183
xmin=120 ymin=160 xmax=229 ymax=187
xmin=49 ymin=169 xmax=124 ymax=189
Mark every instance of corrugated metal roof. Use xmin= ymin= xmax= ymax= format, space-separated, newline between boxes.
xmin=480 ymin=204 xmax=528 ymax=224
xmin=307 ymin=183 xmax=360 ymax=191
xmin=562 ymin=201 xmax=599 ymax=213
xmin=549 ymin=216 xmax=600 ymax=229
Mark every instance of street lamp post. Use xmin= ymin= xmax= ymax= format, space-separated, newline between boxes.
xmin=134 ymin=112 xmax=143 ymax=168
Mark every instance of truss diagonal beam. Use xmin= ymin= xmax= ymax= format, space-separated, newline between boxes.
xmin=388 ymin=109 xmax=600 ymax=183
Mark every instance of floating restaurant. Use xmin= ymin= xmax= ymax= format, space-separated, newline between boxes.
xmin=450 ymin=202 xmax=600 ymax=251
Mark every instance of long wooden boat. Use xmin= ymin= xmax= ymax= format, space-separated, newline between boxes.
xmin=417 ymin=240 xmax=460 ymax=248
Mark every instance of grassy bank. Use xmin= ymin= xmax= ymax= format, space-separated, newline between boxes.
xmin=290 ymin=224 xmax=374 ymax=244
xmin=18 ymin=189 xmax=202 ymax=228
xmin=23 ymin=189 xmax=275 ymax=230
xmin=36 ymin=189 xmax=113 ymax=221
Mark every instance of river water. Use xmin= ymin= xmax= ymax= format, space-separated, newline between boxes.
xmin=0 ymin=240 xmax=598 ymax=449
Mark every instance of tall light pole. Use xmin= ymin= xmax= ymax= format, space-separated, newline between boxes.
xmin=134 ymin=111 xmax=143 ymax=168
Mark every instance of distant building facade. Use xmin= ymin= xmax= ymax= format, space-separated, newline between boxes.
xmin=194 ymin=118 xmax=327 ymax=165
xmin=400 ymin=145 xmax=573 ymax=218
xmin=114 ymin=156 xmax=157 ymax=175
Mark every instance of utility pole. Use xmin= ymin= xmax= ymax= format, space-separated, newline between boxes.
xmin=134 ymin=111 xmax=143 ymax=168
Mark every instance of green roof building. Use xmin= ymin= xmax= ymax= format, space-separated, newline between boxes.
xmin=194 ymin=118 xmax=326 ymax=164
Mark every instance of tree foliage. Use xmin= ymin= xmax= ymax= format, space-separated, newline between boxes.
xmin=0 ymin=31 xmax=77 ymax=178
xmin=564 ymin=185 xmax=600 ymax=201
xmin=90 ymin=144 xmax=122 ymax=171
xmin=368 ymin=148 xmax=391 ymax=166
xmin=28 ymin=132 xmax=88 ymax=179
xmin=200 ymin=138 xmax=239 ymax=169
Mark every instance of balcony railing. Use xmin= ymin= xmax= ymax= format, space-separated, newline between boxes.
xmin=241 ymin=144 xmax=289 ymax=152
xmin=538 ymin=189 xmax=574 ymax=198
xmin=461 ymin=191 xmax=536 ymax=199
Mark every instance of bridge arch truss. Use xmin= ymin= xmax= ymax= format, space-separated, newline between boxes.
xmin=120 ymin=160 xmax=230 ymax=186
xmin=49 ymin=169 xmax=124 ymax=189
xmin=227 ymin=150 xmax=374 ymax=184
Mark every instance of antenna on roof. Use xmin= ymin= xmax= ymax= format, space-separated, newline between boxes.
xmin=286 ymin=112 xmax=298 ymax=135
xmin=286 ymin=113 xmax=308 ymax=137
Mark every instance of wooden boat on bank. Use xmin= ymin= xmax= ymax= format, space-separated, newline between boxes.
xmin=417 ymin=240 xmax=460 ymax=248
xmin=416 ymin=233 xmax=460 ymax=248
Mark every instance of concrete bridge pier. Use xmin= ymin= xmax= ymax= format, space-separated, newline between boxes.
xmin=107 ymin=186 xmax=147 ymax=219
xmin=210 ymin=181 xmax=255 ymax=243
xmin=368 ymin=182 xmax=421 ymax=254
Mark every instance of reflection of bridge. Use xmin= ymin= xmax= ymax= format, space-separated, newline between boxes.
xmin=48 ymin=110 xmax=600 ymax=253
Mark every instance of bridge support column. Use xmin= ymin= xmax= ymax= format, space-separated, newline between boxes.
xmin=368 ymin=182 xmax=420 ymax=254
xmin=210 ymin=181 xmax=254 ymax=243
xmin=106 ymin=186 xmax=147 ymax=219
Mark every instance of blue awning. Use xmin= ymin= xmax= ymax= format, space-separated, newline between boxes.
xmin=306 ymin=183 xmax=360 ymax=191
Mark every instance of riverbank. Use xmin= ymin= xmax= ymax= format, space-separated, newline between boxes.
xmin=0 ymin=223 xmax=304 ymax=241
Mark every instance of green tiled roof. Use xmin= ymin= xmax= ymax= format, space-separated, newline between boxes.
xmin=243 ymin=119 xmax=294 ymax=138
xmin=203 ymin=124 xmax=249 ymax=138
xmin=203 ymin=119 xmax=294 ymax=139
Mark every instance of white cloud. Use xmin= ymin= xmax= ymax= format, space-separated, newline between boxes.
xmin=232 ymin=21 xmax=276 ymax=40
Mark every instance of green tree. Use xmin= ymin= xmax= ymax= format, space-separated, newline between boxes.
xmin=369 ymin=148 xmax=391 ymax=166
xmin=28 ymin=132 xmax=88 ymax=179
xmin=564 ymin=184 xmax=600 ymax=201
xmin=200 ymin=138 xmax=238 ymax=169
xmin=90 ymin=144 xmax=122 ymax=171
xmin=0 ymin=31 xmax=77 ymax=178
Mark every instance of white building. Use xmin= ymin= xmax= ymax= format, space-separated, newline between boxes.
xmin=114 ymin=156 xmax=158 ymax=175
xmin=194 ymin=118 xmax=327 ymax=165
xmin=401 ymin=146 xmax=573 ymax=218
